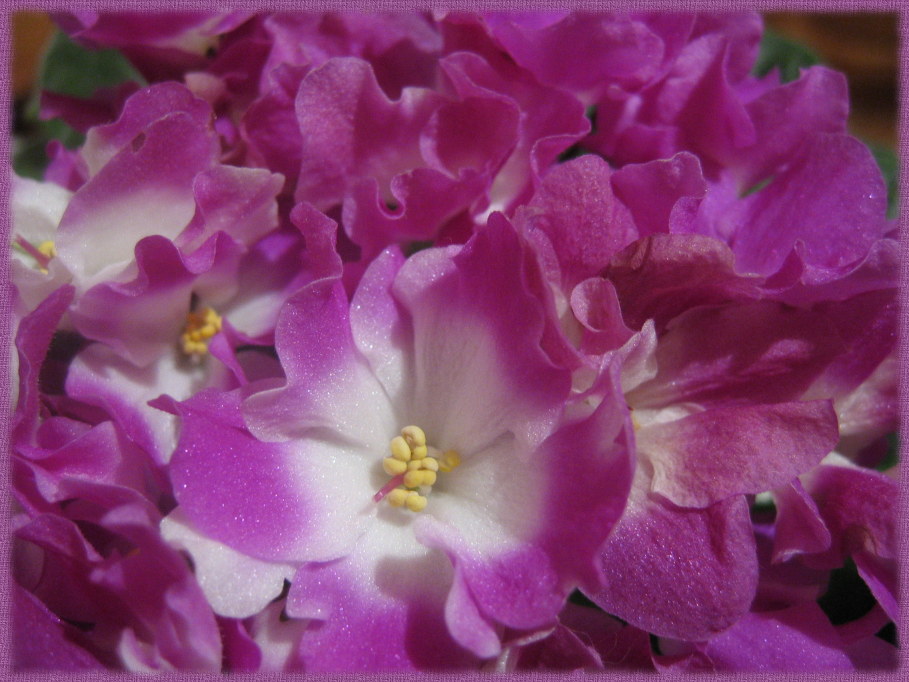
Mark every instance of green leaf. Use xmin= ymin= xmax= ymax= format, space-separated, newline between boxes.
xmin=13 ymin=30 xmax=146 ymax=179
xmin=38 ymin=29 xmax=145 ymax=98
xmin=875 ymin=433 xmax=899 ymax=472
xmin=867 ymin=143 xmax=899 ymax=220
xmin=753 ymin=28 xmax=820 ymax=83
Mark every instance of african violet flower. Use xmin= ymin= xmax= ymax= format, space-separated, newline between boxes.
xmin=13 ymin=503 xmax=222 ymax=671
xmin=12 ymin=81 xmax=285 ymax=366
xmin=11 ymin=289 xmax=221 ymax=671
xmin=160 ymin=214 xmax=634 ymax=669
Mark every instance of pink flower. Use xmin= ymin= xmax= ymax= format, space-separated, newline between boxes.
xmin=163 ymin=215 xmax=634 ymax=670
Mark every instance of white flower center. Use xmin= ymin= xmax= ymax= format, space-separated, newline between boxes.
xmin=373 ymin=424 xmax=461 ymax=512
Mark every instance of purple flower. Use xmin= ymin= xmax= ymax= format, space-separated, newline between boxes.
xmin=163 ymin=215 xmax=634 ymax=669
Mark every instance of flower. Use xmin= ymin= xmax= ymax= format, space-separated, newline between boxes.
xmin=162 ymin=215 xmax=634 ymax=670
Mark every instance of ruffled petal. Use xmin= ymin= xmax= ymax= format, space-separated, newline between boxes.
xmin=642 ymin=400 xmax=838 ymax=507
xmin=160 ymin=509 xmax=296 ymax=618
xmin=588 ymin=469 xmax=758 ymax=640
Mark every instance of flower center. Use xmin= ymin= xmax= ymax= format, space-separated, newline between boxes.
xmin=373 ymin=425 xmax=461 ymax=512
xmin=180 ymin=307 xmax=222 ymax=357
xmin=14 ymin=237 xmax=56 ymax=273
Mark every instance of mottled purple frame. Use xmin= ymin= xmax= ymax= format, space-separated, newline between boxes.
xmin=0 ymin=1 xmax=904 ymax=680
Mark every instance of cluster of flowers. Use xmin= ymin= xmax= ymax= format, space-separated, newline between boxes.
xmin=9 ymin=11 xmax=900 ymax=672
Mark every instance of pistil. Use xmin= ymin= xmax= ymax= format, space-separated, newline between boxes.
xmin=14 ymin=236 xmax=55 ymax=272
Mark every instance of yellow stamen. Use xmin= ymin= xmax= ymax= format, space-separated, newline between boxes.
xmin=403 ymin=469 xmax=426 ymax=488
xmin=387 ymin=488 xmax=409 ymax=507
xmin=438 ymin=450 xmax=461 ymax=473
xmin=180 ymin=306 xmax=222 ymax=357
xmin=401 ymin=425 xmax=426 ymax=449
xmin=382 ymin=457 xmax=407 ymax=476
xmin=390 ymin=436 xmax=412 ymax=461
xmin=377 ymin=424 xmax=461 ymax=512
xmin=37 ymin=241 xmax=56 ymax=259
xmin=405 ymin=492 xmax=428 ymax=512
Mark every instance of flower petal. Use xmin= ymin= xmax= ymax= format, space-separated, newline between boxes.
xmin=588 ymin=469 xmax=758 ymax=640
xmin=642 ymin=400 xmax=838 ymax=508
xmin=160 ymin=509 xmax=296 ymax=618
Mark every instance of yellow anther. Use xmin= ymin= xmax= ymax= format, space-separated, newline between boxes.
xmin=403 ymin=469 xmax=427 ymax=488
xmin=377 ymin=425 xmax=460 ymax=512
xmin=401 ymin=425 xmax=426 ymax=449
xmin=390 ymin=436 xmax=412 ymax=461
xmin=387 ymin=488 xmax=409 ymax=507
xmin=438 ymin=450 xmax=461 ymax=473
xmin=382 ymin=457 xmax=408 ymax=476
xmin=180 ymin=307 xmax=222 ymax=357
xmin=37 ymin=241 xmax=56 ymax=259
xmin=405 ymin=492 xmax=428 ymax=512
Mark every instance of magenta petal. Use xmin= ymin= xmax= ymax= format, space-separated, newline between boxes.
xmin=40 ymin=82 xmax=140 ymax=134
xmin=295 ymin=57 xmax=444 ymax=209
xmin=569 ymin=277 xmax=634 ymax=356
xmin=57 ymin=110 xmax=218 ymax=284
xmin=806 ymin=290 xmax=898 ymax=403
xmin=177 ymin=164 xmax=283 ymax=253
xmin=771 ymin=479 xmax=832 ymax=561
xmin=735 ymin=66 xmax=849 ymax=186
xmin=349 ymin=247 xmax=411 ymax=402
xmin=13 ymin=584 xmax=104 ymax=670
xmin=800 ymin=463 xmax=898 ymax=619
xmin=242 ymin=278 xmax=390 ymax=448
xmin=70 ymin=233 xmax=245 ymax=367
xmin=391 ymin=212 xmax=571 ymax=453
xmin=606 ymin=233 xmax=763 ymax=330
xmin=343 ymin=168 xmax=487 ymax=262
xmin=421 ymin=95 xmax=519 ymax=176
xmin=703 ymin=602 xmax=853 ymax=671
xmin=170 ymin=389 xmax=335 ymax=563
xmin=510 ymin=622 xmax=605 ymax=671
xmin=589 ymin=476 xmax=757 ymax=640
xmin=286 ymin=552 xmax=478 ymax=670
xmin=610 ymin=152 xmax=707 ymax=237
xmin=629 ymin=301 xmax=843 ymax=409
xmin=438 ymin=50 xmax=590 ymax=211
xmin=80 ymin=82 xmax=213 ymax=176
xmin=534 ymin=370 xmax=635 ymax=589
xmin=771 ymin=237 xmax=899 ymax=305
xmin=730 ymin=133 xmax=889 ymax=277
xmin=517 ymin=154 xmax=636 ymax=289
xmin=854 ymin=553 xmax=898 ymax=623
xmin=751 ymin=522 xmax=829 ymax=611
xmin=554 ymin=602 xmax=652 ymax=669
xmin=445 ymin=565 xmax=502 ymax=658
xmin=802 ymin=464 xmax=898 ymax=562
xmin=13 ymin=285 xmax=75 ymax=445
xmin=643 ymin=400 xmax=838 ymax=507
xmin=485 ymin=13 xmax=664 ymax=95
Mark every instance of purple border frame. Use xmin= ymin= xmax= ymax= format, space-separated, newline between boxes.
xmin=0 ymin=1 xmax=904 ymax=680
